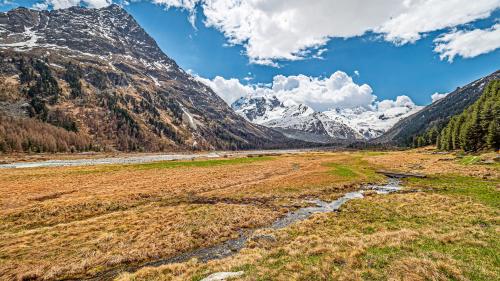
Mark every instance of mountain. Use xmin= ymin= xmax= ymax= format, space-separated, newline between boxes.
xmin=375 ymin=70 xmax=500 ymax=146
xmin=323 ymin=103 xmax=422 ymax=139
xmin=231 ymin=94 xmax=421 ymax=143
xmin=232 ymin=95 xmax=314 ymax=125
xmin=0 ymin=5 xmax=298 ymax=152
xmin=437 ymin=80 xmax=499 ymax=152
xmin=232 ymin=95 xmax=363 ymax=143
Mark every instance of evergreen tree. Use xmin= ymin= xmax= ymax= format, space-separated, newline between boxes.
xmin=437 ymin=80 xmax=499 ymax=152
xmin=486 ymin=119 xmax=500 ymax=150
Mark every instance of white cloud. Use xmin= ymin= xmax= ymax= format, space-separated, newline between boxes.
xmin=147 ymin=0 xmax=500 ymax=65
xmin=377 ymin=95 xmax=416 ymax=111
xmin=32 ymin=2 xmax=49 ymax=9
xmin=434 ymin=24 xmax=500 ymax=62
xmin=0 ymin=0 xmax=14 ymax=6
xmin=431 ymin=92 xmax=449 ymax=102
xmin=376 ymin=0 xmax=499 ymax=44
xmin=199 ymin=71 xmax=378 ymax=111
xmin=195 ymin=75 xmax=253 ymax=104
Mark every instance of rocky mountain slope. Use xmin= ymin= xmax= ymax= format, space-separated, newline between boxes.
xmin=0 ymin=5 xmax=297 ymax=152
xmin=375 ymin=70 xmax=500 ymax=146
xmin=232 ymin=94 xmax=420 ymax=143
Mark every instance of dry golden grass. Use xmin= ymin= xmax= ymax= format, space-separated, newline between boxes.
xmin=1 ymin=150 xmax=498 ymax=280
xmin=118 ymin=151 xmax=499 ymax=281
xmin=0 ymin=152 xmax=383 ymax=280
xmin=122 ymin=190 xmax=499 ymax=281
xmin=365 ymin=149 xmax=499 ymax=179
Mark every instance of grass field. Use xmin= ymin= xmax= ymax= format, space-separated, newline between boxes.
xmin=0 ymin=149 xmax=498 ymax=280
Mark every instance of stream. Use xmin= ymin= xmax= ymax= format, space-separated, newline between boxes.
xmin=70 ymin=178 xmax=403 ymax=281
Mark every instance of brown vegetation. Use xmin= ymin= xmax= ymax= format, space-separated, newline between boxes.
xmin=0 ymin=152 xmax=381 ymax=280
xmin=0 ymin=114 xmax=92 ymax=153
xmin=0 ymin=150 xmax=498 ymax=280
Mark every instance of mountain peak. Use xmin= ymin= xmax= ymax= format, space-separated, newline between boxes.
xmin=0 ymin=4 xmax=299 ymax=151
xmin=0 ymin=5 xmax=177 ymax=71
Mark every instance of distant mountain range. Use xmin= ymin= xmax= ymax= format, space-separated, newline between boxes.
xmin=0 ymin=5 xmax=302 ymax=152
xmin=232 ymin=94 xmax=422 ymax=143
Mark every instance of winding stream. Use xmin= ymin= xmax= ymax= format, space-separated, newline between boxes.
xmin=71 ymin=178 xmax=403 ymax=281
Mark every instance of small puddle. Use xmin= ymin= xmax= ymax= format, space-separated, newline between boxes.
xmin=73 ymin=178 xmax=402 ymax=281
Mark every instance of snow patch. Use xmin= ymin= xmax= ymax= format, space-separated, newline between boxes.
xmin=148 ymin=74 xmax=161 ymax=87
xmin=180 ymin=105 xmax=197 ymax=130
xmin=0 ymin=27 xmax=40 ymax=50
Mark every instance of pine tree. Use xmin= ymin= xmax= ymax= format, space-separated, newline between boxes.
xmin=438 ymin=80 xmax=499 ymax=152
xmin=486 ymin=120 xmax=499 ymax=150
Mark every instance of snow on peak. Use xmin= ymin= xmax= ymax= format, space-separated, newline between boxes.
xmin=232 ymin=92 xmax=423 ymax=141
xmin=232 ymin=95 xmax=314 ymax=125
xmin=324 ymin=98 xmax=423 ymax=139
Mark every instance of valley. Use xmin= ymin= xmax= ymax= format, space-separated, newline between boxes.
xmin=0 ymin=3 xmax=499 ymax=281
xmin=0 ymin=149 xmax=498 ymax=280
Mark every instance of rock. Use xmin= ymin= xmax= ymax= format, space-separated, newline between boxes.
xmin=251 ymin=233 xmax=277 ymax=243
xmin=200 ymin=271 xmax=244 ymax=281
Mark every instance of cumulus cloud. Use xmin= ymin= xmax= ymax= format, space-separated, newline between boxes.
xmin=199 ymin=71 xmax=381 ymax=111
xmin=148 ymin=0 xmax=499 ymax=65
xmin=431 ymin=92 xmax=449 ymax=102
xmin=434 ymin=24 xmax=500 ymax=62
xmin=195 ymin=75 xmax=253 ymax=105
xmin=377 ymin=95 xmax=416 ymax=111
xmin=376 ymin=0 xmax=499 ymax=44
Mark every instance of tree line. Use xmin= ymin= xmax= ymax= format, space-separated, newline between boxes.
xmin=412 ymin=80 xmax=499 ymax=152
xmin=0 ymin=115 xmax=92 ymax=153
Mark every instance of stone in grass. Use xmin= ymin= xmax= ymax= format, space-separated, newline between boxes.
xmin=251 ymin=233 xmax=277 ymax=243
xmin=200 ymin=271 xmax=244 ymax=281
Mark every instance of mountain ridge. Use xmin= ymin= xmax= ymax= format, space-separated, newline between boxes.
xmin=375 ymin=70 xmax=500 ymax=146
xmin=0 ymin=4 xmax=304 ymax=152
xmin=231 ymin=94 xmax=421 ymax=143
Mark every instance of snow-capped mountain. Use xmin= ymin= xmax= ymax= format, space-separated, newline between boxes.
xmin=232 ymin=95 xmax=314 ymax=124
xmin=232 ymin=95 xmax=363 ymax=142
xmin=231 ymin=94 xmax=422 ymax=142
xmin=324 ymin=103 xmax=423 ymax=139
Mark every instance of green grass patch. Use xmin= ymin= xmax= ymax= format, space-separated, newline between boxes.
xmin=325 ymin=163 xmax=357 ymax=178
xmin=68 ymin=156 xmax=274 ymax=174
xmin=406 ymin=175 xmax=500 ymax=208
xmin=133 ymin=156 xmax=273 ymax=170
xmin=359 ymin=234 xmax=500 ymax=281
xmin=458 ymin=155 xmax=481 ymax=165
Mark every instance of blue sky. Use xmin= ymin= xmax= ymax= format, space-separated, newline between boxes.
xmin=1 ymin=0 xmax=499 ymax=106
